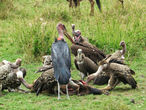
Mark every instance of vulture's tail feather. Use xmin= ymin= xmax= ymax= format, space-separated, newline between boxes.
xmin=93 ymin=75 xmax=109 ymax=85
xmin=36 ymin=83 xmax=44 ymax=96
xmin=130 ymin=69 xmax=135 ymax=75
xmin=125 ymin=74 xmax=137 ymax=89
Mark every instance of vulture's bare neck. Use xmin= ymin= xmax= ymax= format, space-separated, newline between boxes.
xmin=121 ymin=44 xmax=126 ymax=55
xmin=20 ymin=78 xmax=32 ymax=89
xmin=77 ymin=53 xmax=84 ymax=64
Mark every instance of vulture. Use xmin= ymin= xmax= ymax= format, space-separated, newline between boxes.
xmin=0 ymin=58 xmax=22 ymax=69
xmin=0 ymin=64 xmax=26 ymax=96
xmin=87 ymin=41 xmax=137 ymax=91
xmin=62 ymin=24 xmax=109 ymax=85
xmin=35 ymin=55 xmax=53 ymax=73
xmin=63 ymin=24 xmax=106 ymax=64
xmin=2 ymin=67 xmax=27 ymax=92
xmin=21 ymin=71 xmax=107 ymax=96
xmin=29 ymin=55 xmax=56 ymax=96
xmin=105 ymin=41 xmax=126 ymax=64
xmin=51 ymin=23 xmax=71 ymax=99
xmin=20 ymin=54 xmax=107 ymax=96
xmin=75 ymin=48 xmax=98 ymax=80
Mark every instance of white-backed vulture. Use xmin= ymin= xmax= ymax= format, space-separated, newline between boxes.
xmin=0 ymin=64 xmax=26 ymax=96
xmin=62 ymin=24 xmax=109 ymax=85
xmin=0 ymin=58 xmax=22 ymax=69
xmin=35 ymin=55 xmax=53 ymax=73
xmin=75 ymin=49 xmax=98 ymax=80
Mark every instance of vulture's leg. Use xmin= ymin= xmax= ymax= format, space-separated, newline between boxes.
xmin=102 ymin=74 xmax=116 ymax=91
xmin=69 ymin=0 xmax=73 ymax=8
xmin=16 ymin=87 xmax=31 ymax=93
xmin=57 ymin=81 xmax=61 ymax=100
xmin=89 ymin=0 xmax=95 ymax=15
xmin=66 ymin=85 xmax=70 ymax=99
xmin=112 ymin=79 xmax=120 ymax=89
xmin=0 ymin=83 xmax=3 ymax=96
xmin=8 ymin=87 xmax=13 ymax=92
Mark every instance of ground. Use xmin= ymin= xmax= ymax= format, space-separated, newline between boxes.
xmin=0 ymin=0 xmax=145 ymax=110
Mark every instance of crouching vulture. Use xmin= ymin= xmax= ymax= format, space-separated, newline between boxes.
xmin=20 ymin=54 xmax=108 ymax=96
xmin=75 ymin=48 xmax=98 ymax=80
xmin=87 ymin=41 xmax=137 ymax=91
xmin=0 ymin=62 xmax=27 ymax=96
xmin=35 ymin=55 xmax=53 ymax=73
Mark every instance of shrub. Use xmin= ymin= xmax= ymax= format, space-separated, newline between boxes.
xmin=12 ymin=19 xmax=55 ymax=63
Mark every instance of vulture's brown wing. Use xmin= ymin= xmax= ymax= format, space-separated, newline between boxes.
xmin=71 ymin=44 xmax=105 ymax=64
xmin=74 ymin=59 xmax=79 ymax=70
xmin=33 ymin=68 xmax=57 ymax=96
xmin=118 ymin=73 xmax=137 ymax=89
xmin=35 ymin=65 xmax=53 ymax=73
xmin=84 ymin=57 xmax=98 ymax=74
xmin=93 ymin=73 xmax=109 ymax=85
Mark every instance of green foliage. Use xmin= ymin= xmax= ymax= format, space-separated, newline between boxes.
xmin=12 ymin=20 xmax=54 ymax=62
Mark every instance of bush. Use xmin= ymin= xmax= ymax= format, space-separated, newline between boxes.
xmin=12 ymin=19 xmax=55 ymax=63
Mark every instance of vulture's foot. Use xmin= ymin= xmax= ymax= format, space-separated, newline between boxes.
xmin=8 ymin=89 xmax=15 ymax=92
xmin=101 ymin=86 xmax=112 ymax=91
xmin=101 ymin=90 xmax=110 ymax=95
xmin=16 ymin=88 xmax=30 ymax=93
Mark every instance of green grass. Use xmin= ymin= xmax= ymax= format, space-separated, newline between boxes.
xmin=0 ymin=0 xmax=146 ymax=110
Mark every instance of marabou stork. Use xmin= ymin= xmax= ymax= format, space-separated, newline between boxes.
xmin=51 ymin=23 xmax=71 ymax=100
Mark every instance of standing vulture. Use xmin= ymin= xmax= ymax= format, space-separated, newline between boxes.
xmin=87 ymin=41 xmax=137 ymax=91
xmin=63 ymin=24 xmax=106 ymax=64
xmin=51 ymin=23 xmax=71 ymax=99
xmin=62 ymin=24 xmax=109 ymax=85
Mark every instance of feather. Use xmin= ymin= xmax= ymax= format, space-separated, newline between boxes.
xmin=51 ymin=40 xmax=71 ymax=85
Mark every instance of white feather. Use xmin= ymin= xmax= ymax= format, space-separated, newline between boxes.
xmin=121 ymin=55 xmax=125 ymax=60
xmin=2 ymin=60 xmax=10 ymax=65
xmin=16 ymin=71 xmax=23 ymax=78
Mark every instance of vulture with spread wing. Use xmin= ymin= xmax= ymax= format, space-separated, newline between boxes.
xmin=87 ymin=41 xmax=137 ymax=91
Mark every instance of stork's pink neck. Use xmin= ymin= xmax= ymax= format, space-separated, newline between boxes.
xmin=57 ymin=36 xmax=64 ymax=40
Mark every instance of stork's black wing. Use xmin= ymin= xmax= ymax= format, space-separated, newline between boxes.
xmin=51 ymin=40 xmax=71 ymax=85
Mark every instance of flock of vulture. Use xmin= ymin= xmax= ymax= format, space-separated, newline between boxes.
xmin=0 ymin=23 xmax=137 ymax=100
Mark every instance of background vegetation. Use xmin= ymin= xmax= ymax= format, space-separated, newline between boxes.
xmin=0 ymin=0 xmax=145 ymax=110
